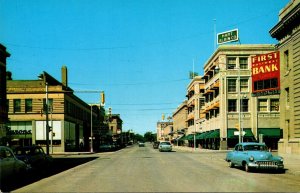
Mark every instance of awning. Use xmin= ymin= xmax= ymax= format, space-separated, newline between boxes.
xmin=206 ymin=129 xmax=220 ymax=139
xmin=227 ymin=128 xmax=254 ymax=139
xmin=187 ymin=134 xmax=195 ymax=140
xmin=258 ymin=128 xmax=282 ymax=138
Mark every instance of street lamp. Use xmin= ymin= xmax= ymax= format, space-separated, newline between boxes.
xmin=90 ymin=105 xmax=94 ymax=153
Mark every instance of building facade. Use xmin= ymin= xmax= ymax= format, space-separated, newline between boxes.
xmin=6 ymin=67 xmax=100 ymax=153
xmin=156 ymin=121 xmax=173 ymax=141
xmin=0 ymin=44 xmax=10 ymax=145
xmin=172 ymin=100 xmax=188 ymax=144
xmin=202 ymin=44 xmax=281 ymax=150
xmin=270 ymin=0 xmax=300 ymax=154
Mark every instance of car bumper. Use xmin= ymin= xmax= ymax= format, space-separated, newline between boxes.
xmin=159 ymin=147 xmax=172 ymax=151
xmin=248 ymin=161 xmax=284 ymax=170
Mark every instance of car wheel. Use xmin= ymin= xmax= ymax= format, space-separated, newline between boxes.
xmin=245 ymin=163 xmax=250 ymax=172
xmin=228 ymin=161 xmax=234 ymax=168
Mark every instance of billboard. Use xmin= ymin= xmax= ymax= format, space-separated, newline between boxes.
xmin=251 ymin=51 xmax=280 ymax=96
xmin=217 ymin=29 xmax=239 ymax=44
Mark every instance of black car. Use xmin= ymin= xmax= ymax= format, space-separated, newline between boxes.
xmin=153 ymin=141 xmax=160 ymax=149
xmin=13 ymin=145 xmax=53 ymax=171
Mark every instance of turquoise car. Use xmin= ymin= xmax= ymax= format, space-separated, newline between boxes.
xmin=225 ymin=142 xmax=284 ymax=172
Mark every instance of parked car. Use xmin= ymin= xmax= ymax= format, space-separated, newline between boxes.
xmin=153 ymin=141 xmax=160 ymax=149
xmin=13 ymin=145 xmax=53 ymax=171
xmin=99 ymin=143 xmax=112 ymax=152
xmin=0 ymin=146 xmax=27 ymax=183
xmin=159 ymin=141 xmax=172 ymax=152
xmin=225 ymin=142 xmax=284 ymax=172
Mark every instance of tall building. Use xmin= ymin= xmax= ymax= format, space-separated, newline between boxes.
xmin=270 ymin=0 xmax=300 ymax=154
xmin=202 ymin=44 xmax=281 ymax=150
xmin=0 ymin=44 xmax=10 ymax=145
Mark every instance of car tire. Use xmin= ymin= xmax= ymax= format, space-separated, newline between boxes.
xmin=228 ymin=161 xmax=234 ymax=168
xmin=245 ymin=163 xmax=250 ymax=172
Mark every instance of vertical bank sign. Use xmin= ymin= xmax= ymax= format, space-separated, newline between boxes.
xmin=251 ymin=51 xmax=280 ymax=96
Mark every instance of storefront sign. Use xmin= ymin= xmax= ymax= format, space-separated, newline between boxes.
xmin=251 ymin=51 xmax=280 ymax=96
xmin=7 ymin=128 xmax=32 ymax=135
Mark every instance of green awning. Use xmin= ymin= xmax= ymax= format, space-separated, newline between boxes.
xmin=243 ymin=128 xmax=254 ymax=138
xmin=227 ymin=128 xmax=254 ymax=138
xmin=187 ymin=134 xmax=195 ymax=140
xmin=258 ymin=128 xmax=281 ymax=138
xmin=204 ymin=131 xmax=214 ymax=139
xmin=179 ymin=136 xmax=187 ymax=141
xmin=196 ymin=132 xmax=205 ymax=140
xmin=206 ymin=130 xmax=220 ymax=139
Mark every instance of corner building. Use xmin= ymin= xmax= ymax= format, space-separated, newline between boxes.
xmin=270 ymin=0 xmax=300 ymax=154
xmin=202 ymin=44 xmax=281 ymax=150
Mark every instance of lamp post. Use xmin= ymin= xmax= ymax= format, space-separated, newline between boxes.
xmin=90 ymin=105 xmax=94 ymax=153
xmin=45 ymin=82 xmax=50 ymax=155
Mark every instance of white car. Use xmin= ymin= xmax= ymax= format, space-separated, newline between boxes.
xmin=159 ymin=141 xmax=172 ymax=152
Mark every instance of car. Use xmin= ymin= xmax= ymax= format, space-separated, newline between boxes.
xmin=138 ymin=142 xmax=145 ymax=147
xmin=153 ymin=141 xmax=160 ymax=149
xmin=0 ymin=146 xmax=28 ymax=183
xmin=225 ymin=142 xmax=284 ymax=172
xmin=99 ymin=143 xmax=112 ymax=152
xmin=13 ymin=145 xmax=53 ymax=171
xmin=158 ymin=141 xmax=172 ymax=152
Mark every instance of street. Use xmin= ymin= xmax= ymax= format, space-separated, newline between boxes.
xmin=12 ymin=143 xmax=300 ymax=192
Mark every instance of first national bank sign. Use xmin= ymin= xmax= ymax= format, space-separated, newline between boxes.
xmin=251 ymin=51 xmax=280 ymax=96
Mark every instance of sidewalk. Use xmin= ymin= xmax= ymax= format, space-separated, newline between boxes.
xmin=172 ymin=146 xmax=300 ymax=175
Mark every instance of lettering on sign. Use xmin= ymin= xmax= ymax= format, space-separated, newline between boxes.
xmin=251 ymin=51 xmax=280 ymax=96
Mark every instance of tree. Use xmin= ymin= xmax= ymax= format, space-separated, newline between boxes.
xmin=144 ymin=132 xmax=156 ymax=142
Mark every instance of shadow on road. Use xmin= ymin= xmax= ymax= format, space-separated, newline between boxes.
xmin=1 ymin=156 xmax=98 ymax=192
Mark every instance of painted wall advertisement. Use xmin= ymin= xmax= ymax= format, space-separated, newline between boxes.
xmin=251 ymin=51 xmax=280 ymax=96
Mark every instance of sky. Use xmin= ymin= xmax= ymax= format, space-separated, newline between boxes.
xmin=1 ymin=0 xmax=290 ymax=135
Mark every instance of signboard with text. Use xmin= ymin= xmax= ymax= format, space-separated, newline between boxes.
xmin=217 ymin=29 xmax=239 ymax=44
xmin=251 ymin=51 xmax=280 ymax=96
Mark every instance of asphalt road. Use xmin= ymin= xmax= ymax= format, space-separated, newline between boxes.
xmin=11 ymin=143 xmax=300 ymax=192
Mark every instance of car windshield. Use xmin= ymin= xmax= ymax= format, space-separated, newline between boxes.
xmin=244 ymin=145 xmax=268 ymax=151
xmin=160 ymin=142 xmax=171 ymax=145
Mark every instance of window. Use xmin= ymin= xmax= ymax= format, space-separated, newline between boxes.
xmin=271 ymin=99 xmax=279 ymax=111
xmin=239 ymin=57 xmax=248 ymax=69
xmin=253 ymin=78 xmax=278 ymax=92
xmin=285 ymin=87 xmax=290 ymax=106
xmin=228 ymin=99 xmax=237 ymax=112
xmin=43 ymin=98 xmax=53 ymax=112
xmin=13 ymin=99 xmax=21 ymax=113
xmin=228 ymin=79 xmax=236 ymax=92
xmin=241 ymin=99 xmax=248 ymax=112
xmin=25 ymin=99 xmax=32 ymax=113
xmin=240 ymin=79 xmax=248 ymax=92
xmin=258 ymin=99 xmax=268 ymax=112
xmin=227 ymin=57 xmax=236 ymax=69
xmin=284 ymin=50 xmax=289 ymax=70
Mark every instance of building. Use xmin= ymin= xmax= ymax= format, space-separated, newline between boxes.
xmin=0 ymin=44 xmax=10 ymax=145
xmin=270 ymin=0 xmax=300 ymax=154
xmin=202 ymin=44 xmax=281 ymax=150
xmin=172 ymin=100 xmax=187 ymax=144
xmin=108 ymin=114 xmax=123 ymax=144
xmin=156 ymin=121 xmax=173 ymax=141
xmin=6 ymin=66 xmax=101 ymax=153
xmin=182 ymin=76 xmax=205 ymax=147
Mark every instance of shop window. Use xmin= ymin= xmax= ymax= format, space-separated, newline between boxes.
xmin=258 ymin=99 xmax=268 ymax=112
xmin=228 ymin=99 xmax=237 ymax=112
xmin=13 ymin=99 xmax=21 ymax=113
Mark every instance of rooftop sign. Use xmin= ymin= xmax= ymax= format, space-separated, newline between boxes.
xmin=217 ymin=29 xmax=239 ymax=44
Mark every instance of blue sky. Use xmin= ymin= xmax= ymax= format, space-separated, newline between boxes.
xmin=1 ymin=0 xmax=289 ymax=135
